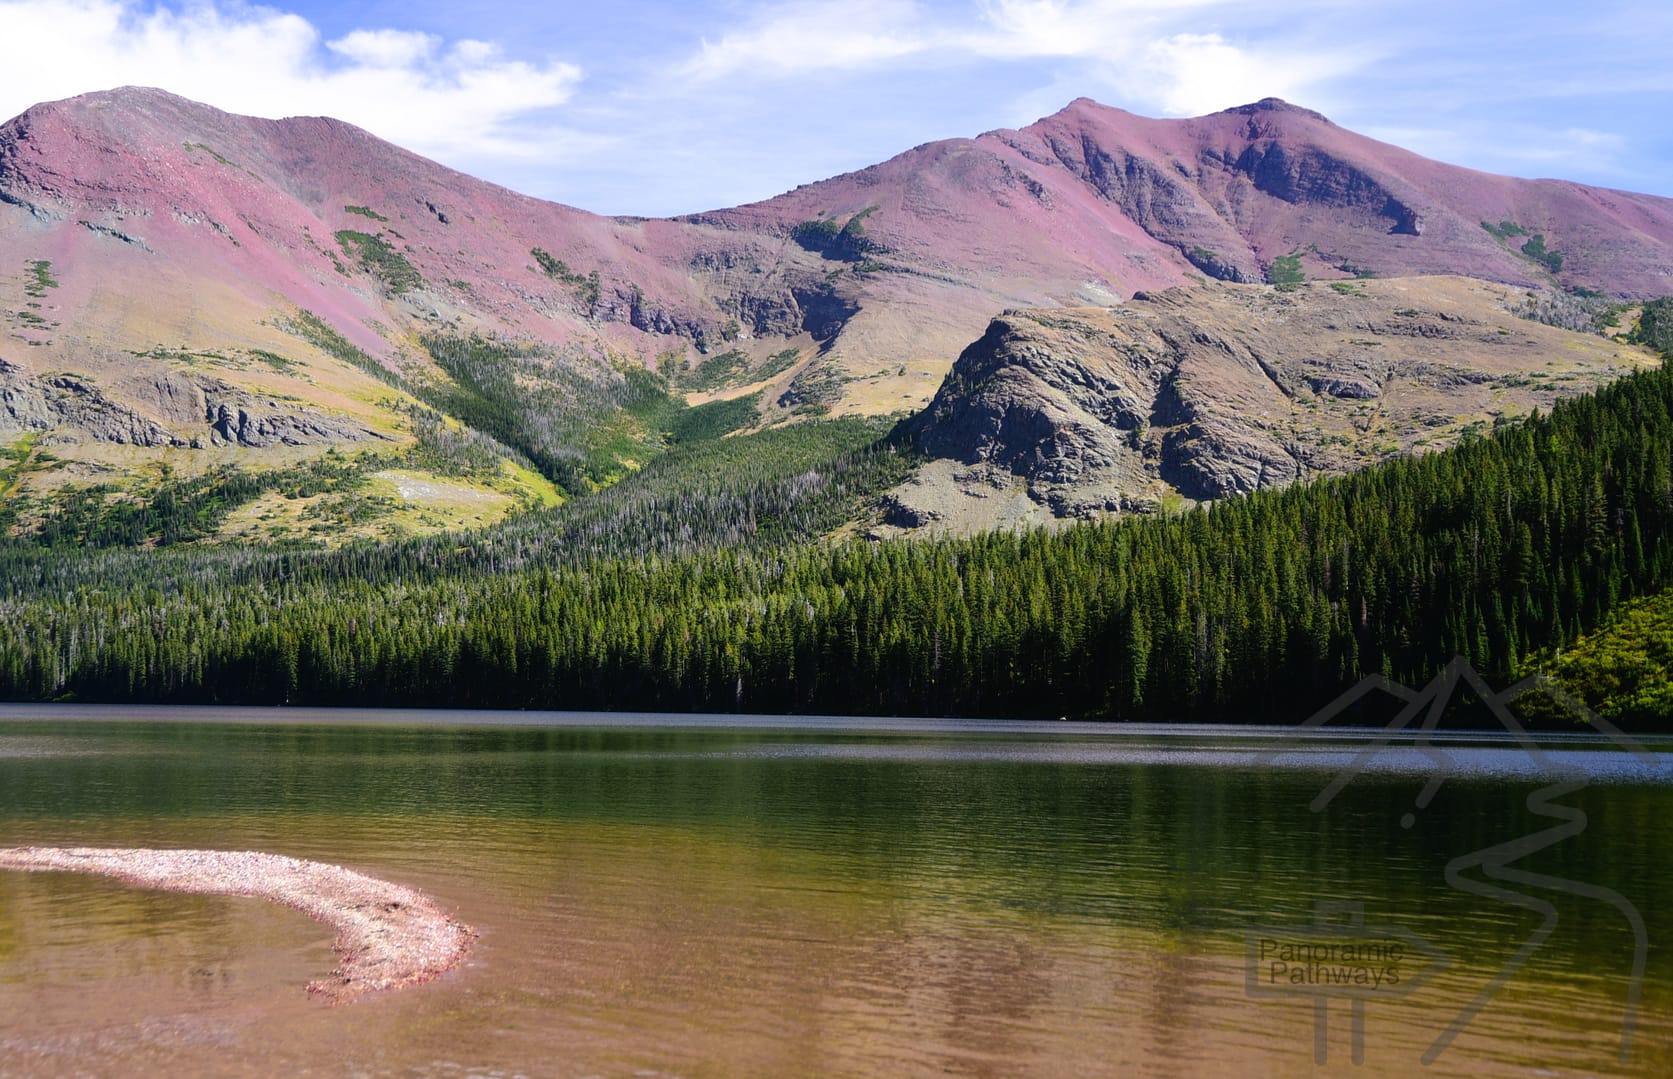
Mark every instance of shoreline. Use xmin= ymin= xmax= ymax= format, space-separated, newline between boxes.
xmin=0 ymin=847 xmax=475 ymax=1002
xmin=3 ymin=702 xmax=1665 ymax=742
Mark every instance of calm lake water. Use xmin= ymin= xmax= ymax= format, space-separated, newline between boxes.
xmin=0 ymin=706 xmax=1670 ymax=1077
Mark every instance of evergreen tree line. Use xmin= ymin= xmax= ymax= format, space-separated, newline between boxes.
xmin=1 ymin=364 xmax=1670 ymax=724
xmin=1629 ymin=296 xmax=1673 ymax=355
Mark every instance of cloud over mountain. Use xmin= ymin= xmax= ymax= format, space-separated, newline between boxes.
xmin=0 ymin=0 xmax=582 ymax=164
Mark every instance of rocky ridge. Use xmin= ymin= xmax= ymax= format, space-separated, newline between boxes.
xmin=888 ymin=276 xmax=1658 ymax=530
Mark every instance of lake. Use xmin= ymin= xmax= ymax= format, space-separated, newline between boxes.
xmin=1 ymin=706 xmax=1670 ymax=1076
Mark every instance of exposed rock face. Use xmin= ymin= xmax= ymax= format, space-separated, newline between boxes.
xmin=904 ymin=302 xmax=1306 ymax=511
xmin=201 ymin=386 xmax=384 ymax=448
xmin=1309 ymin=374 xmax=1381 ymax=399
xmin=1 ymin=357 xmax=175 ymax=446
xmin=893 ymin=276 xmax=1658 ymax=528
xmin=0 ymin=357 xmax=381 ymax=449
xmin=1387 ymin=201 xmax=1424 ymax=236
xmin=912 ymin=315 xmax=1158 ymax=492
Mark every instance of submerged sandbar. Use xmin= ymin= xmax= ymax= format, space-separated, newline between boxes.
xmin=0 ymin=847 xmax=475 ymax=1002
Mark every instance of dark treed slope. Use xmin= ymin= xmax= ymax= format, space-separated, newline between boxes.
xmin=1517 ymin=298 xmax=1673 ymax=724
xmin=1 ymin=342 xmax=1670 ymax=725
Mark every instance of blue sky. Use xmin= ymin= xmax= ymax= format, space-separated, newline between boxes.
xmin=2 ymin=1 xmax=1669 ymax=217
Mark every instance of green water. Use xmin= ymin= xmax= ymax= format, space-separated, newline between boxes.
xmin=0 ymin=708 xmax=1669 ymax=1077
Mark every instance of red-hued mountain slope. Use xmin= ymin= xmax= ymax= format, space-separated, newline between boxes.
xmin=2 ymin=88 xmax=1670 ymax=536
xmin=5 ymin=90 xmax=1671 ymax=393
xmin=704 ymin=97 xmax=1673 ymax=358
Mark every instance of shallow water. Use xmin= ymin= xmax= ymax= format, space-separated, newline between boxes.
xmin=0 ymin=706 xmax=1670 ymax=1077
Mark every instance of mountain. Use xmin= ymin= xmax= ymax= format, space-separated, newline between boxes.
xmin=2 ymin=88 xmax=1671 ymax=541
xmin=699 ymin=96 xmax=1673 ymax=365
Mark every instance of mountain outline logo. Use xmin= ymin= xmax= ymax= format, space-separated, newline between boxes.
xmin=1246 ymin=658 xmax=1665 ymax=1067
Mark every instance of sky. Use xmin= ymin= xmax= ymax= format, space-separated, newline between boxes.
xmin=1 ymin=1 xmax=1669 ymax=217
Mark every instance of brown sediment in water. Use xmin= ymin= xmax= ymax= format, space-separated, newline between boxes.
xmin=0 ymin=847 xmax=475 ymax=1003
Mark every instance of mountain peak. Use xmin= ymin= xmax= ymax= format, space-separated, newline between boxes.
xmin=86 ymin=85 xmax=190 ymax=104
xmin=25 ymin=85 xmax=206 ymax=119
xmin=1220 ymin=97 xmax=1333 ymax=124
xmin=10 ymin=86 xmax=367 ymax=140
xmin=1041 ymin=94 xmax=1331 ymax=123
xmin=1044 ymin=96 xmax=1134 ymax=122
xmin=5 ymin=81 xmax=1673 ymax=542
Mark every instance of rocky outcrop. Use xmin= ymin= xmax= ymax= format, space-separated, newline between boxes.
xmin=1159 ymin=420 xmax=1302 ymax=500
xmin=890 ymin=276 xmax=1657 ymax=529
xmin=1040 ymin=138 xmax=1263 ymax=284
xmin=1 ymin=358 xmax=176 ymax=446
xmin=202 ymin=389 xmax=384 ymax=448
xmin=790 ymin=284 xmax=862 ymax=343
xmin=0 ymin=357 xmax=382 ymax=449
xmin=1385 ymin=199 xmax=1424 ymax=236
xmin=80 ymin=219 xmax=153 ymax=251
xmin=903 ymin=296 xmax=1321 ymax=513
xmin=1309 ymin=374 xmax=1382 ymax=399
xmin=911 ymin=315 xmax=1157 ymax=485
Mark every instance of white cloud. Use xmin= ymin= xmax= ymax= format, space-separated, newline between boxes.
xmin=452 ymin=40 xmax=501 ymax=66
xmin=965 ymin=0 xmax=1225 ymax=59
xmin=327 ymin=29 xmax=441 ymax=70
xmin=1128 ymin=32 xmax=1358 ymax=116
xmin=0 ymin=0 xmax=582 ymax=163
xmin=676 ymin=0 xmax=1350 ymax=119
xmin=676 ymin=0 xmax=1244 ymax=77
xmin=679 ymin=0 xmax=929 ymax=80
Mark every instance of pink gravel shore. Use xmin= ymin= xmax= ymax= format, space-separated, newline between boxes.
xmin=0 ymin=847 xmax=475 ymax=1002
